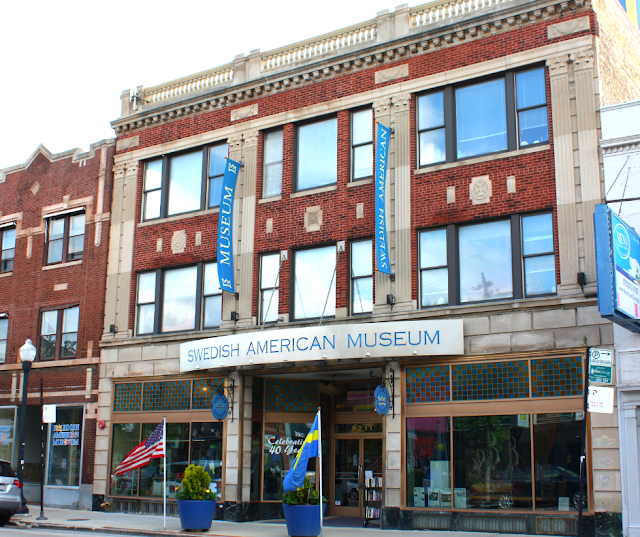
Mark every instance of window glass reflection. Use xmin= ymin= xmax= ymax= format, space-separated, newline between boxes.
xmin=162 ymin=267 xmax=197 ymax=332
xmin=294 ymin=246 xmax=336 ymax=319
xmin=110 ymin=423 xmax=140 ymax=496
xmin=297 ymin=119 xmax=337 ymax=190
xmin=168 ymin=151 xmax=202 ymax=216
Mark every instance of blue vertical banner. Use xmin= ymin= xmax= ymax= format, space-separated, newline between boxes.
xmin=376 ymin=123 xmax=392 ymax=275
xmin=217 ymin=158 xmax=241 ymax=293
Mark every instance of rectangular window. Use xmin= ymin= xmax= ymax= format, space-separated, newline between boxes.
xmin=351 ymin=109 xmax=373 ymax=180
xmin=47 ymin=406 xmax=82 ymax=487
xmin=39 ymin=305 xmax=79 ymax=360
xmin=417 ymin=66 xmax=548 ymax=166
xmin=0 ymin=318 xmax=7 ymax=363
xmin=0 ymin=227 xmax=16 ymax=272
xmin=260 ymin=253 xmax=280 ymax=324
xmin=135 ymin=262 xmax=222 ymax=335
xmin=351 ymin=240 xmax=373 ymax=314
xmin=46 ymin=213 xmax=85 ymax=265
xmin=296 ymin=118 xmax=337 ymax=191
xmin=263 ymin=129 xmax=283 ymax=197
xmin=419 ymin=213 xmax=555 ymax=307
xmin=142 ymin=143 xmax=229 ymax=221
xmin=293 ymin=246 xmax=336 ymax=320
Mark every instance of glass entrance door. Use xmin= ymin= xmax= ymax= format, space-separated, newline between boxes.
xmin=333 ymin=437 xmax=383 ymax=518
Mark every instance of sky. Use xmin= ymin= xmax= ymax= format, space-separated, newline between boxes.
xmin=0 ymin=0 xmax=404 ymax=170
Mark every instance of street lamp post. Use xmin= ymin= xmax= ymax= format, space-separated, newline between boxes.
xmin=16 ymin=338 xmax=36 ymax=515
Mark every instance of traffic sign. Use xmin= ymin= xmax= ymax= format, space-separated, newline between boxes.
xmin=589 ymin=348 xmax=613 ymax=384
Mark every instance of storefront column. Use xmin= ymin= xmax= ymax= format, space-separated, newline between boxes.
xmin=384 ymin=361 xmax=402 ymax=507
xmin=241 ymin=375 xmax=253 ymax=503
xmin=547 ymin=55 xmax=580 ymax=294
xmin=224 ymin=371 xmax=243 ymax=503
xmin=237 ymin=132 xmax=258 ymax=327
xmin=373 ymin=97 xmax=393 ymax=314
xmin=221 ymin=136 xmax=243 ymax=328
xmin=620 ymin=404 xmax=640 ymax=536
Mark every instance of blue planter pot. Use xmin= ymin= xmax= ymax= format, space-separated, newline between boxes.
xmin=283 ymin=503 xmax=326 ymax=537
xmin=177 ymin=499 xmax=216 ymax=531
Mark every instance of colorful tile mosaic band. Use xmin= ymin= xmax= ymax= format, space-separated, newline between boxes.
xmin=113 ymin=383 xmax=142 ymax=412
xmin=406 ymin=365 xmax=450 ymax=403
xmin=143 ymin=380 xmax=191 ymax=411
xmin=192 ymin=378 xmax=224 ymax=410
xmin=264 ymin=379 xmax=316 ymax=412
xmin=531 ymin=356 xmax=583 ymax=397
xmin=452 ymin=361 xmax=530 ymax=401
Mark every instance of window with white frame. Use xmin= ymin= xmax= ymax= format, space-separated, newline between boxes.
xmin=262 ymin=130 xmax=283 ymax=198
xmin=296 ymin=118 xmax=337 ymax=191
xmin=39 ymin=306 xmax=79 ymax=360
xmin=417 ymin=66 xmax=548 ymax=166
xmin=259 ymin=253 xmax=280 ymax=323
xmin=46 ymin=213 xmax=85 ymax=265
xmin=293 ymin=246 xmax=336 ymax=320
xmin=136 ymin=262 xmax=222 ymax=335
xmin=351 ymin=240 xmax=373 ymax=314
xmin=351 ymin=109 xmax=373 ymax=181
xmin=142 ymin=143 xmax=229 ymax=221
xmin=0 ymin=318 xmax=7 ymax=363
xmin=0 ymin=227 xmax=16 ymax=272
xmin=419 ymin=213 xmax=556 ymax=307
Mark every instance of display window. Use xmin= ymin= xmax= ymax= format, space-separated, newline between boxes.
xmin=47 ymin=406 xmax=83 ymax=487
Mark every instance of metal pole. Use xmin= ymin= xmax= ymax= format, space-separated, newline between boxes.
xmin=578 ymin=344 xmax=590 ymax=537
xmin=37 ymin=378 xmax=46 ymax=520
xmin=16 ymin=361 xmax=31 ymax=514
xmin=317 ymin=408 xmax=323 ymax=537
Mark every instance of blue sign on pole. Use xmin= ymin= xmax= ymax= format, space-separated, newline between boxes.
xmin=375 ymin=124 xmax=392 ymax=275
xmin=212 ymin=393 xmax=229 ymax=420
xmin=374 ymin=384 xmax=390 ymax=415
xmin=217 ymin=158 xmax=241 ymax=293
xmin=594 ymin=204 xmax=640 ymax=332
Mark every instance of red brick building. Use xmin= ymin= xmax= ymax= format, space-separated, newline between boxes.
xmin=97 ymin=0 xmax=639 ymax=533
xmin=0 ymin=140 xmax=114 ymax=509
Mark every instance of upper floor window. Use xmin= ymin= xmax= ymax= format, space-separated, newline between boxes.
xmin=351 ymin=109 xmax=373 ymax=181
xmin=40 ymin=306 xmax=79 ymax=360
xmin=417 ymin=66 xmax=548 ymax=166
xmin=0 ymin=227 xmax=16 ymax=272
xmin=259 ymin=253 xmax=280 ymax=324
xmin=263 ymin=130 xmax=283 ymax=198
xmin=46 ymin=213 xmax=85 ymax=265
xmin=142 ymin=143 xmax=229 ymax=221
xmin=293 ymin=246 xmax=336 ymax=320
xmin=351 ymin=240 xmax=373 ymax=314
xmin=296 ymin=118 xmax=337 ymax=191
xmin=419 ymin=213 xmax=556 ymax=307
xmin=0 ymin=317 xmax=7 ymax=363
xmin=136 ymin=262 xmax=222 ymax=335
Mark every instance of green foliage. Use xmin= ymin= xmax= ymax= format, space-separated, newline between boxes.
xmin=282 ymin=477 xmax=327 ymax=506
xmin=175 ymin=465 xmax=217 ymax=501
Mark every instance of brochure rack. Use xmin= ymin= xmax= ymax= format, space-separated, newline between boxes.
xmin=363 ymin=476 xmax=383 ymax=527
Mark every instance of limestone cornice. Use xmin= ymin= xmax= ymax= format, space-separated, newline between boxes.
xmin=601 ymin=135 xmax=640 ymax=155
xmin=111 ymin=0 xmax=591 ymax=136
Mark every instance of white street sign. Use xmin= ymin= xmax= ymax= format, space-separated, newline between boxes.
xmin=587 ymin=386 xmax=614 ymax=414
xmin=42 ymin=404 xmax=57 ymax=423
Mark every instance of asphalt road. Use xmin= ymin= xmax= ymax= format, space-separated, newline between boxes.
xmin=2 ymin=529 xmax=122 ymax=537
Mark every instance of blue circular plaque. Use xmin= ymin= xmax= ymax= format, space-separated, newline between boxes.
xmin=212 ymin=393 xmax=228 ymax=420
xmin=374 ymin=385 xmax=390 ymax=415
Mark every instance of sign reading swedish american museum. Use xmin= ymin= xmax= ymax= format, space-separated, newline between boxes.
xmin=217 ymin=158 xmax=241 ymax=293
xmin=594 ymin=204 xmax=640 ymax=332
xmin=180 ymin=319 xmax=463 ymax=372
xmin=375 ymin=123 xmax=392 ymax=275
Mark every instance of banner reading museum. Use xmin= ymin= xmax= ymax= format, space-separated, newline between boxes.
xmin=180 ymin=319 xmax=463 ymax=372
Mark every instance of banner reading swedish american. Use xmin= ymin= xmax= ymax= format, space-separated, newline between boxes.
xmin=376 ymin=124 xmax=392 ymax=275
xmin=217 ymin=158 xmax=241 ymax=293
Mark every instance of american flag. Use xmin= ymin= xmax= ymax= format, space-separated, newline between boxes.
xmin=114 ymin=422 xmax=165 ymax=476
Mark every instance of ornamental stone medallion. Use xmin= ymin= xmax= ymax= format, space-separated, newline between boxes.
xmin=470 ymin=175 xmax=492 ymax=205
xmin=171 ymin=230 xmax=187 ymax=254
xmin=31 ymin=182 xmax=40 ymax=195
xmin=305 ymin=206 xmax=322 ymax=232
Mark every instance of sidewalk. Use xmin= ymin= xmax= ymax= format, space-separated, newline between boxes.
xmin=8 ymin=505 xmax=545 ymax=537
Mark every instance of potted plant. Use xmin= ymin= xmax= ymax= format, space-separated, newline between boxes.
xmin=175 ymin=464 xmax=218 ymax=531
xmin=282 ymin=477 xmax=326 ymax=537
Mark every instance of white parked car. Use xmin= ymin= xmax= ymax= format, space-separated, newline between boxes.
xmin=0 ymin=460 xmax=21 ymax=526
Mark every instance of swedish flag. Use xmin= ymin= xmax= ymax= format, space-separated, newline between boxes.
xmin=282 ymin=414 xmax=319 ymax=492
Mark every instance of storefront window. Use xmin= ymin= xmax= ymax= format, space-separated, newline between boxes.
xmin=263 ymin=421 xmax=315 ymax=501
xmin=47 ymin=407 xmax=83 ymax=487
xmin=0 ymin=407 xmax=16 ymax=464
xmin=335 ymin=382 xmax=375 ymax=412
xmin=407 ymin=417 xmax=451 ymax=507
xmin=453 ymin=415 xmax=532 ymax=510
xmin=110 ymin=423 xmax=140 ymax=496
xmin=190 ymin=422 xmax=223 ymax=496
xmin=533 ymin=413 xmax=585 ymax=511
xmin=139 ymin=423 xmax=189 ymax=498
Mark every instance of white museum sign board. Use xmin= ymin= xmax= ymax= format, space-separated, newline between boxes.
xmin=587 ymin=386 xmax=615 ymax=414
xmin=180 ymin=319 xmax=464 ymax=373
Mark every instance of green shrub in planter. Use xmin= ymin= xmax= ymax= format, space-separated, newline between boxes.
xmin=282 ymin=477 xmax=326 ymax=505
xmin=175 ymin=465 xmax=218 ymax=531
xmin=175 ymin=464 xmax=217 ymax=501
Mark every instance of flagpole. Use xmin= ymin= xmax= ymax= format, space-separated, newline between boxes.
xmin=317 ymin=407 xmax=323 ymax=537
xmin=163 ymin=416 xmax=167 ymax=530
